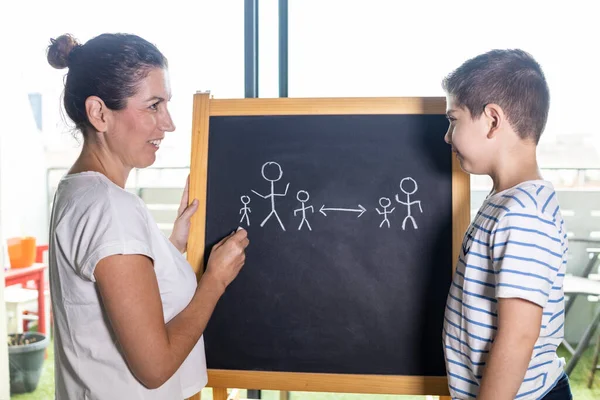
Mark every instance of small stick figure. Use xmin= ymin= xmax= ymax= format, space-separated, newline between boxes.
xmin=294 ymin=190 xmax=314 ymax=231
xmin=395 ymin=177 xmax=423 ymax=230
xmin=239 ymin=195 xmax=251 ymax=226
xmin=376 ymin=197 xmax=395 ymax=228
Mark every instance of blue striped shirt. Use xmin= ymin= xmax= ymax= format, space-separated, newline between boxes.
xmin=443 ymin=180 xmax=567 ymax=399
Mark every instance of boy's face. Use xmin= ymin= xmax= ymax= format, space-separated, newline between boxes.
xmin=444 ymin=95 xmax=494 ymax=175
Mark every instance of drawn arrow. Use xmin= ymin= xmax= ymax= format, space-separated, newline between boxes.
xmin=319 ymin=204 xmax=366 ymax=218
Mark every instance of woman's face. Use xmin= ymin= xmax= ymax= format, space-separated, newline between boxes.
xmin=106 ymin=67 xmax=175 ymax=169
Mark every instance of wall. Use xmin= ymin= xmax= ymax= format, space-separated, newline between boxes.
xmin=0 ymin=68 xmax=48 ymax=398
xmin=0 ymin=71 xmax=48 ymax=260
xmin=0 ymin=215 xmax=9 ymax=400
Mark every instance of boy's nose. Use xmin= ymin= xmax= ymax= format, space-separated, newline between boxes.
xmin=444 ymin=129 xmax=451 ymax=145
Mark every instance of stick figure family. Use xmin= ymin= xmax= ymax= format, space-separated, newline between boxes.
xmin=239 ymin=161 xmax=423 ymax=231
xmin=377 ymin=177 xmax=423 ymax=230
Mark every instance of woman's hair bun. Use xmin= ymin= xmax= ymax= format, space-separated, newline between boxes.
xmin=47 ymin=34 xmax=81 ymax=69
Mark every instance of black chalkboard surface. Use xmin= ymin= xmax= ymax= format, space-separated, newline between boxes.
xmin=187 ymin=96 xmax=470 ymax=396
xmin=202 ymin=113 xmax=452 ymax=376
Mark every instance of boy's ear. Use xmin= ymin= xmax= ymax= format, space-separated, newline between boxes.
xmin=483 ymin=103 xmax=505 ymax=139
xmin=85 ymin=96 xmax=110 ymax=133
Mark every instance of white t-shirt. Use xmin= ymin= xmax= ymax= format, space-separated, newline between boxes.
xmin=49 ymin=172 xmax=207 ymax=400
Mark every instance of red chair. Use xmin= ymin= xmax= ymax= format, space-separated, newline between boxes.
xmin=35 ymin=245 xmax=48 ymax=264
xmin=22 ymin=245 xmax=51 ymax=336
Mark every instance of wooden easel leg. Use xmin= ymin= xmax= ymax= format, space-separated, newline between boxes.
xmin=186 ymin=392 xmax=201 ymax=400
xmin=439 ymin=396 xmax=451 ymax=400
xmin=213 ymin=387 xmax=229 ymax=400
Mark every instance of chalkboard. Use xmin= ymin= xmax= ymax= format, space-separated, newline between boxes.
xmin=187 ymin=95 xmax=470 ymax=396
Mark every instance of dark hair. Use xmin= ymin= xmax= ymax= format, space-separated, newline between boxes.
xmin=47 ymin=33 xmax=168 ymax=135
xmin=442 ymin=49 xmax=549 ymax=144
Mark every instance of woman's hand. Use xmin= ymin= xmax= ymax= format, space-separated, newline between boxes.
xmin=203 ymin=228 xmax=249 ymax=293
xmin=170 ymin=175 xmax=198 ymax=253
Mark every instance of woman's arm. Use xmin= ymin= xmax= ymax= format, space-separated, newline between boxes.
xmin=94 ymin=229 xmax=248 ymax=389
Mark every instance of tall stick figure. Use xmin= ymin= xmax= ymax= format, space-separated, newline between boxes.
xmin=251 ymin=161 xmax=290 ymax=231
xmin=395 ymin=177 xmax=423 ymax=230
xmin=376 ymin=197 xmax=395 ymax=228
xmin=294 ymin=190 xmax=313 ymax=231
xmin=239 ymin=195 xmax=251 ymax=226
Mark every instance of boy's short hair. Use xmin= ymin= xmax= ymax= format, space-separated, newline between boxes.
xmin=442 ymin=49 xmax=550 ymax=144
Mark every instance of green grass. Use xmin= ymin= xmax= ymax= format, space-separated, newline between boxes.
xmin=10 ymin=340 xmax=600 ymax=399
xmin=557 ymin=346 xmax=600 ymax=400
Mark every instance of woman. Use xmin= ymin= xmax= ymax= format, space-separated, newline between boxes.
xmin=46 ymin=33 xmax=249 ymax=399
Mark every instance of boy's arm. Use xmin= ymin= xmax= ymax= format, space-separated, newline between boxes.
xmin=483 ymin=207 xmax=563 ymax=399
xmin=477 ymin=298 xmax=542 ymax=400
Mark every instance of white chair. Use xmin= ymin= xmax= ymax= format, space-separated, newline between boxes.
xmin=4 ymin=286 xmax=50 ymax=335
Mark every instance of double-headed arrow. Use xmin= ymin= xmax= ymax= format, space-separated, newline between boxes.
xmin=319 ymin=204 xmax=366 ymax=218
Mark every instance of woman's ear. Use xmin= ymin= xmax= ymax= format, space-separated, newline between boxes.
xmin=483 ymin=103 xmax=505 ymax=139
xmin=85 ymin=96 xmax=109 ymax=133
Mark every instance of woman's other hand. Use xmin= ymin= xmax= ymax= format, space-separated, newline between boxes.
xmin=170 ymin=175 xmax=198 ymax=253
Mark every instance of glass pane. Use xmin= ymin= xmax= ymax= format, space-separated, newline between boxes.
xmin=288 ymin=0 xmax=600 ymax=147
xmin=17 ymin=0 xmax=244 ymax=169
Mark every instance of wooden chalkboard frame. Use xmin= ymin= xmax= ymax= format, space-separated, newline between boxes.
xmin=187 ymin=93 xmax=470 ymax=400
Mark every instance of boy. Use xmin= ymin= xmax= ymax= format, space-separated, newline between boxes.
xmin=442 ymin=49 xmax=572 ymax=399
